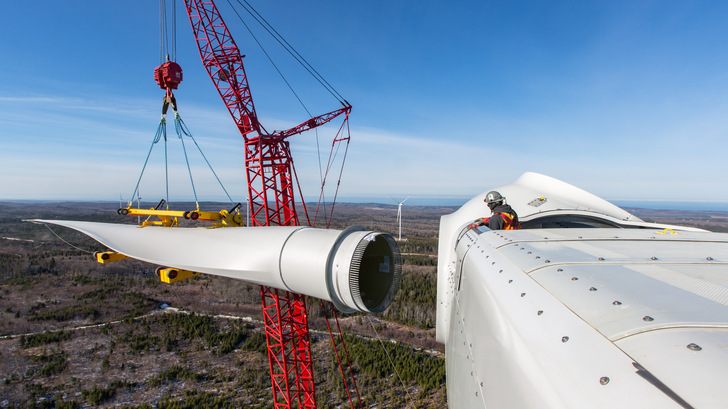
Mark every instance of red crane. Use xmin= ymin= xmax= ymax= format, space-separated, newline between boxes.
xmin=180 ymin=1 xmax=352 ymax=408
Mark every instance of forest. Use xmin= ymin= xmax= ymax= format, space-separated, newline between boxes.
xmin=0 ymin=201 xmax=449 ymax=408
xmin=5 ymin=200 xmax=723 ymax=408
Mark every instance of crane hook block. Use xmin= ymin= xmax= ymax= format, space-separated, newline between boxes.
xmin=154 ymin=61 xmax=183 ymax=90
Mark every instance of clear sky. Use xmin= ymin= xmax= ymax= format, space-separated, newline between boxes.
xmin=1 ymin=1 xmax=727 ymax=206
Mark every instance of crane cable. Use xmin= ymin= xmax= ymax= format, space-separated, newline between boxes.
xmin=128 ymin=116 xmax=168 ymax=208
xmin=128 ymin=110 xmax=236 ymax=212
xmin=174 ymin=112 xmax=236 ymax=207
xmin=225 ymin=0 xmax=353 ymax=228
xmin=366 ymin=315 xmax=415 ymax=405
xmin=175 ymin=116 xmax=199 ymax=208
xmin=129 ymin=1 xmax=236 ymax=211
xmin=225 ymin=0 xmax=313 ymax=119
xmin=159 ymin=0 xmax=177 ymax=63
xmin=232 ymin=0 xmax=347 ymax=105
xmin=320 ymin=300 xmax=363 ymax=409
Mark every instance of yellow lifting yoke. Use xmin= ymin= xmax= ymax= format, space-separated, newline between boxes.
xmin=94 ymin=200 xmax=243 ymax=284
xmin=117 ymin=200 xmax=244 ymax=228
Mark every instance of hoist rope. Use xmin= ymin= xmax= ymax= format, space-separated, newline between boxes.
xmin=160 ymin=0 xmax=169 ymax=62
xmin=164 ymin=116 xmax=169 ymax=207
xmin=366 ymin=315 xmax=415 ymax=405
xmin=225 ymin=0 xmax=313 ymax=119
xmin=223 ymin=0 xmax=352 ymax=229
xmin=325 ymin=130 xmax=351 ymax=228
xmin=174 ymin=113 xmax=236 ymax=206
xmin=173 ymin=0 xmax=177 ymax=62
xmin=320 ymin=300 xmax=364 ymax=409
xmin=159 ymin=0 xmax=176 ymax=62
xmin=233 ymin=0 xmax=348 ymax=105
xmin=315 ymin=131 xmax=326 ymax=224
xmin=175 ymin=118 xmax=199 ymax=209
xmin=312 ymin=115 xmax=351 ymax=228
xmin=129 ymin=111 xmax=235 ymax=211
xmin=129 ymin=117 xmax=167 ymax=207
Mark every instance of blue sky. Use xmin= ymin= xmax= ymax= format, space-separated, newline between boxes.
xmin=1 ymin=1 xmax=727 ymax=206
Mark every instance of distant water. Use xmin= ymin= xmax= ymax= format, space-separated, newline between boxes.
xmin=337 ymin=197 xmax=728 ymax=211
xmin=5 ymin=197 xmax=727 ymax=212
xmin=334 ymin=196 xmax=470 ymax=207
xmin=613 ymin=201 xmax=728 ymax=212
xmin=327 ymin=197 xmax=728 ymax=211
xmin=336 ymin=197 xmax=728 ymax=211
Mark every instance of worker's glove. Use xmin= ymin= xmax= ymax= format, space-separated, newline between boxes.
xmin=468 ymin=217 xmax=490 ymax=230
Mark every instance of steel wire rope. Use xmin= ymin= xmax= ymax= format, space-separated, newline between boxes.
xmin=173 ymin=0 xmax=177 ymax=61
xmin=312 ymin=116 xmax=351 ymax=228
xmin=225 ymin=0 xmax=330 ymax=225
xmin=160 ymin=0 xmax=169 ymax=62
xmin=174 ymin=115 xmax=200 ymax=208
xmin=229 ymin=0 xmax=343 ymax=204
xmin=224 ymin=0 xmax=313 ymax=119
xmin=229 ymin=0 xmax=356 ymax=225
xmin=234 ymin=0 xmax=347 ymax=104
xmin=365 ymin=315 xmax=415 ymax=405
xmin=40 ymin=224 xmax=94 ymax=254
xmin=320 ymin=300 xmax=364 ymax=409
xmin=325 ymin=123 xmax=351 ymax=228
xmin=159 ymin=0 xmax=165 ymax=63
xmin=129 ymin=117 xmax=167 ymax=208
xmin=174 ymin=112 xmax=236 ymax=206
xmin=164 ymin=116 xmax=170 ymax=207
xmin=159 ymin=0 xmax=177 ymax=62
xmin=317 ymin=129 xmax=345 ymax=220
xmin=167 ymin=280 xmax=210 ymax=367
xmin=232 ymin=0 xmax=354 ymax=220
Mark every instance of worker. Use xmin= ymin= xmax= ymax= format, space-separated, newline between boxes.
xmin=469 ymin=191 xmax=520 ymax=230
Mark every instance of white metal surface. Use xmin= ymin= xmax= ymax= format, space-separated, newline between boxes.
xmin=33 ymin=220 xmax=401 ymax=313
xmin=447 ymin=229 xmax=685 ymax=409
xmin=437 ymin=173 xmax=728 ymax=408
xmin=436 ymin=172 xmax=702 ymax=345
xmin=615 ymin=328 xmax=728 ymax=409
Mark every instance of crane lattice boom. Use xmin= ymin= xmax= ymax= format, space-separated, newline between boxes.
xmin=181 ymin=1 xmax=353 ymax=407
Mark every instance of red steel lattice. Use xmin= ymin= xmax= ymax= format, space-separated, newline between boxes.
xmin=182 ymin=1 xmax=352 ymax=407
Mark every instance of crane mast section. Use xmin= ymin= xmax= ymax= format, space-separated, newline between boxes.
xmin=183 ymin=0 xmax=261 ymax=136
xmin=245 ymin=138 xmax=297 ymax=227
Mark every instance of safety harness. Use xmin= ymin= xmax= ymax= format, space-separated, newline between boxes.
xmin=494 ymin=212 xmax=521 ymax=230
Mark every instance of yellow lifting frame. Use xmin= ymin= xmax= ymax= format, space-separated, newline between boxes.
xmin=98 ymin=202 xmax=241 ymax=285
xmin=118 ymin=202 xmax=244 ymax=228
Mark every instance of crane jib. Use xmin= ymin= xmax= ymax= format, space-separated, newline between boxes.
xmin=180 ymin=1 xmax=357 ymax=408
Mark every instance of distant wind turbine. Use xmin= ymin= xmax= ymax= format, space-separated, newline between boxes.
xmin=392 ymin=197 xmax=410 ymax=241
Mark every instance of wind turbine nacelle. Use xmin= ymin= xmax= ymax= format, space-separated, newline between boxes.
xmin=33 ymin=220 xmax=402 ymax=314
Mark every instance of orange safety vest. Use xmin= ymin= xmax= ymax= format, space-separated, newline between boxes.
xmin=495 ymin=212 xmax=521 ymax=230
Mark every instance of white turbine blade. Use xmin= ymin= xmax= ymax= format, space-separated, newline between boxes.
xmin=30 ymin=219 xmax=403 ymax=314
xmin=31 ymin=220 xmax=298 ymax=284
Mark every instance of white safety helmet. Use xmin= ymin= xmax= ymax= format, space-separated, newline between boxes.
xmin=484 ymin=191 xmax=504 ymax=204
